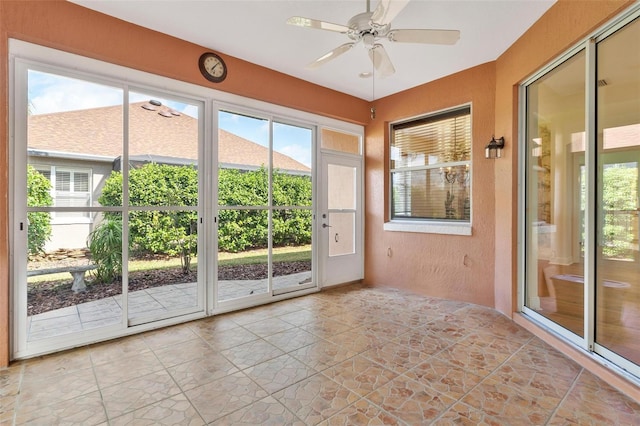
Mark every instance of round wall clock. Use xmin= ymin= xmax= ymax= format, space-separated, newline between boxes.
xmin=198 ymin=52 xmax=227 ymax=83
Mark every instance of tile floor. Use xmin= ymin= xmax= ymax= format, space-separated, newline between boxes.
xmin=3 ymin=283 xmax=640 ymax=425
xmin=27 ymin=272 xmax=312 ymax=342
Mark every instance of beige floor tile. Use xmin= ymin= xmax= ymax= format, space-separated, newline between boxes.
xmin=244 ymin=353 xmax=317 ymax=394
xmin=432 ymin=401 xmax=503 ymax=426
xmin=405 ymin=357 xmax=485 ymax=400
xmin=273 ymin=373 xmax=360 ymax=425
xmin=109 ymin=394 xmax=205 ymax=426
xmin=153 ymin=338 xmax=217 ymax=367
xmin=324 ymin=355 xmax=398 ymax=397
xmin=555 ymin=370 xmax=640 ymax=419
xmin=319 ymin=398 xmax=402 ymax=425
xmin=358 ymin=320 xmax=412 ymax=340
xmin=435 ymin=337 xmax=516 ymax=377
xmin=142 ymin=324 xmax=199 ymax=350
xmin=101 ymin=370 xmax=181 ymax=419
xmin=264 ymin=327 xmax=321 ymax=352
xmin=393 ymin=329 xmax=456 ymax=356
xmin=366 ymin=375 xmax=456 ymax=425
xmin=14 ymin=390 xmax=106 ymax=425
xmin=242 ymin=317 xmax=296 ymax=337
xmin=509 ymin=340 xmax=582 ymax=380
xmin=301 ymin=318 xmax=353 ymax=339
xmin=221 ymin=339 xmax=284 ymax=369
xmin=89 ymin=335 xmax=150 ymax=366
xmin=188 ymin=315 xmax=239 ymax=335
xmin=19 ymin=367 xmax=99 ymax=413
xmin=209 ymin=396 xmax=304 ymax=426
xmin=167 ymin=352 xmax=239 ymax=391
xmin=487 ymin=364 xmax=575 ymax=400
xmin=185 ymin=371 xmax=268 ymax=423
xmin=361 ymin=340 xmax=431 ymax=374
xmin=461 ymin=377 xmax=560 ymax=425
xmin=277 ymin=309 xmax=321 ymax=327
xmin=7 ymin=284 xmax=638 ymax=425
xmin=290 ymin=339 xmax=359 ymax=371
xmin=22 ymin=348 xmax=92 ymax=379
xmin=195 ymin=325 xmax=260 ymax=349
xmin=327 ymin=329 xmax=389 ymax=352
xmin=94 ymin=350 xmax=164 ymax=388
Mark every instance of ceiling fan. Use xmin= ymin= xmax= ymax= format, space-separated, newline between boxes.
xmin=286 ymin=0 xmax=460 ymax=77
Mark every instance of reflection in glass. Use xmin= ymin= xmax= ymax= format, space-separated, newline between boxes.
xmin=525 ymin=50 xmax=586 ymax=336
xmin=595 ymin=18 xmax=640 ymax=365
xmin=391 ymin=168 xmax=470 ymax=221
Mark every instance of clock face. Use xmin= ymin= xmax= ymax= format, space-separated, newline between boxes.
xmin=198 ymin=52 xmax=227 ymax=83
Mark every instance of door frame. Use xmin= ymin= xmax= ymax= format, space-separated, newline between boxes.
xmin=318 ymin=151 xmax=364 ymax=288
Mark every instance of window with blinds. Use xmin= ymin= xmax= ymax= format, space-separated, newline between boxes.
xmin=390 ymin=106 xmax=471 ymax=222
xmin=36 ymin=166 xmax=92 ymax=219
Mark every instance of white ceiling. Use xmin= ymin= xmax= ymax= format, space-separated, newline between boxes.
xmin=71 ymin=0 xmax=556 ymax=101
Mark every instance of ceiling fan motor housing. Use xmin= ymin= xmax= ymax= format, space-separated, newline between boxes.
xmin=347 ymin=12 xmax=390 ymax=46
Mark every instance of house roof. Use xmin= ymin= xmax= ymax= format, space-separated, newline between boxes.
xmin=27 ymin=102 xmax=310 ymax=173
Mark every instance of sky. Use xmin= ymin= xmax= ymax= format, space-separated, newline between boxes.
xmin=28 ymin=70 xmax=312 ymax=168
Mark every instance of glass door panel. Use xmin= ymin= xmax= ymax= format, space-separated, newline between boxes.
xmin=217 ymin=111 xmax=270 ymax=303
xmin=524 ymin=50 xmax=586 ymax=336
xmin=272 ymin=121 xmax=314 ymax=295
xmin=595 ymin=17 xmax=640 ymax=365
xmin=25 ymin=69 xmax=124 ymax=343
xmin=126 ymin=93 xmax=202 ymax=325
xmin=217 ymin=209 xmax=269 ymax=301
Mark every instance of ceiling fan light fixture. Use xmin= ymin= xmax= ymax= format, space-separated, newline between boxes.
xmin=363 ymin=33 xmax=376 ymax=49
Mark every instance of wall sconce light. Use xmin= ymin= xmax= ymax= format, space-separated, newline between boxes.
xmin=485 ymin=136 xmax=505 ymax=159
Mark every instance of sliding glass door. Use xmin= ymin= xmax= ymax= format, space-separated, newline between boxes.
xmin=594 ymin=19 xmax=640 ymax=366
xmin=13 ymin=62 xmax=205 ymax=356
xmin=216 ymin=109 xmax=315 ymax=307
xmin=523 ymin=14 xmax=640 ymax=376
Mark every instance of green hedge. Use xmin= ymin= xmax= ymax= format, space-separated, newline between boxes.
xmin=99 ymin=164 xmax=311 ymax=255
xmin=27 ymin=165 xmax=53 ymax=255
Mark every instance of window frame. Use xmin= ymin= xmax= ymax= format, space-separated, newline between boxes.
xmin=34 ymin=165 xmax=93 ymax=224
xmin=385 ymin=104 xmax=472 ymax=236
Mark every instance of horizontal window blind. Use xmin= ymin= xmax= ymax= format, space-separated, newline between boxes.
xmin=390 ymin=106 xmax=471 ymax=221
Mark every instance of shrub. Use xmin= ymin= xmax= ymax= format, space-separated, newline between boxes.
xmin=100 ymin=163 xmax=312 ymax=257
xmin=88 ymin=218 xmax=122 ymax=283
xmin=27 ymin=165 xmax=53 ymax=255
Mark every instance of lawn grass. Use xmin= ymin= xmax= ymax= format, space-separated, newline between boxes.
xmin=28 ymin=245 xmax=311 ymax=283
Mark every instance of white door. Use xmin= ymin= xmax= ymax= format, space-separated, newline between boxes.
xmin=319 ymin=152 xmax=363 ymax=287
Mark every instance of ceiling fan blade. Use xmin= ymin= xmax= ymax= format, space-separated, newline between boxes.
xmin=286 ymin=16 xmax=349 ymax=33
xmin=371 ymin=0 xmax=410 ymax=26
xmin=368 ymin=44 xmax=395 ymax=77
xmin=388 ymin=29 xmax=460 ymax=45
xmin=307 ymin=43 xmax=355 ymax=69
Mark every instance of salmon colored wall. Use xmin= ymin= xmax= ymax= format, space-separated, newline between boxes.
xmin=492 ymin=0 xmax=634 ymax=316
xmin=0 ymin=0 xmax=369 ymax=367
xmin=363 ymin=62 xmax=497 ymax=306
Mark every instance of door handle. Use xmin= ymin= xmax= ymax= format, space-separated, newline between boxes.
xmin=322 ymin=223 xmax=332 ymax=228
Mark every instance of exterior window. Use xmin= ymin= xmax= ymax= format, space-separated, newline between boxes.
xmin=390 ymin=106 xmax=471 ymax=222
xmin=36 ymin=166 xmax=92 ymax=220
